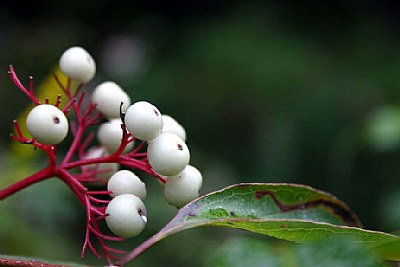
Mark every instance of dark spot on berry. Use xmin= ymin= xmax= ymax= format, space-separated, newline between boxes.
xmin=99 ymin=117 xmax=109 ymax=123
xmin=53 ymin=117 xmax=60 ymax=124
xmin=119 ymin=102 xmax=126 ymax=120
xmin=177 ymin=144 xmax=183 ymax=150
xmin=153 ymin=109 xmax=159 ymax=116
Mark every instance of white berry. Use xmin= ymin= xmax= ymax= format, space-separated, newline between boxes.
xmin=147 ymin=132 xmax=190 ymax=176
xmin=124 ymin=101 xmax=163 ymax=141
xmin=105 ymin=194 xmax=147 ymax=238
xmin=91 ymin=81 xmax=131 ymax=119
xmin=108 ymin=170 xmax=147 ymax=200
xmin=26 ymin=104 xmax=69 ymax=145
xmin=81 ymin=146 xmax=119 ymax=180
xmin=162 ymin=114 xmax=186 ymax=141
xmin=164 ymin=165 xmax=203 ymax=208
xmin=97 ymin=118 xmax=133 ymax=154
xmin=59 ymin=46 xmax=96 ymax=83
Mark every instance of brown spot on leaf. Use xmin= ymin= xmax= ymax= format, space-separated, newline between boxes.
xmin=254 ymin=190 xmax=362 ymax=227
xmin=255 ymin=190 xmax=269 ymax=199
xmin=138 ymin=208 xmax=145 ymax=216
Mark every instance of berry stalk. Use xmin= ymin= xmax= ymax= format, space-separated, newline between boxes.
xmin=2 ymin=46 xmax=201 ymax=266
xmin=0 ymin=167 xmax=53 ymax=200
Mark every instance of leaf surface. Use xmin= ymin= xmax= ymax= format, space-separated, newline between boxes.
xmin=120 ymin=183 xmax=399 ymax=264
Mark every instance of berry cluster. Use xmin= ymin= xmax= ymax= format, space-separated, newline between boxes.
xmin=1 ymin=46 xmax=203 ymax=265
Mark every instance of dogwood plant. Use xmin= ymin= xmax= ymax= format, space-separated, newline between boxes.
xmin=0 ymin=46 xmax=203 ymax=266
xmin=1 ymin=46 xmax=399 ymax=267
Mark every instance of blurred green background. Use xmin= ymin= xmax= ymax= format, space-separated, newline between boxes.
xmin=1 ymin=1 xmax=400 ymax=266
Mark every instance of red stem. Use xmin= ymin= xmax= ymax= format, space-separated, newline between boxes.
xmin=62 ymin=98 xmax=76 ymax=114
xmin=118 ymin=231 xmax=164 ymax=265
xmin=8 ymin=66 xmax=40 ymax=105
xmin=0 ymin=167 xmax=53 ymax=200
xmin=3 ymin=68 xmax=170 ymax=265
xmin=29 ymin=76 xmax=34 ymax=93
xmin=0 ymin=257 xmax=80 ymax=267
xmin=62 ymin=124 xmax=86 ymax=164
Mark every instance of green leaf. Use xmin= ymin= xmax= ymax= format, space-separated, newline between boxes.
xmin=119 ymin=183 xmax=400 ymax=265
xmin=373 ymin=239 xmax=400 ymax=261
xmin=206 ymin=237 xmax=281 ymax=267
xmin=206 ymin=236 xmax=388 ymax=267
xmin=294 ymin=236 xmax=389 ymax=267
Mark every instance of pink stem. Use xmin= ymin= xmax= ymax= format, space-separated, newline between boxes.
xmin=0 ymin=167 xmax=53 ymax=200
xmin=0 ymin=257 xmax=76 ymax=267
xmin=131 ymin=141 xmax=146 ymax=155
xmin=89 ymin=196 xmax=110 ymax=204
xmin=8 ymin=66 xmax=40 ymax=105
xmin=88 ymin=190 xmax=113 ymax=195
xmin=62 ymin=124 xmax=86 ymax=164
xmin=89 ymin=225 xmax=124 ymax=241
xmin=118 ymin=231 xmax=164 ymax=265
xmin=80 ymin=132 xmax=95 ymax=154
xmin=55 ymin=94 xmax=62 ymax=107
xmin=29 ymin=76 xmax=34 ymax=93
xmin=57 ymin=170 xmax=86 ymax=205
xmin=52 ymin=74 xmax=67 ymax=92
xmin=104 ymin=246 xmax=127 ymax=255
xmin=62 ymin=98 xmax=77 ymax=114
xmin=77 ymin=91 xmax=86 ymax=109
xmin=5 ymin=67 xmax=174 ymax=265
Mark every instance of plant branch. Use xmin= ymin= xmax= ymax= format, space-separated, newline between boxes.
xmin=0 ymin=167 xmax=53 ymax=200
xmin=8 ymin=65 xmax=40 ymax=105
xmin=118 ymin=231 xmax=164 ymax=265
xmin=0 ymin=257 xmax=86 ymax=267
